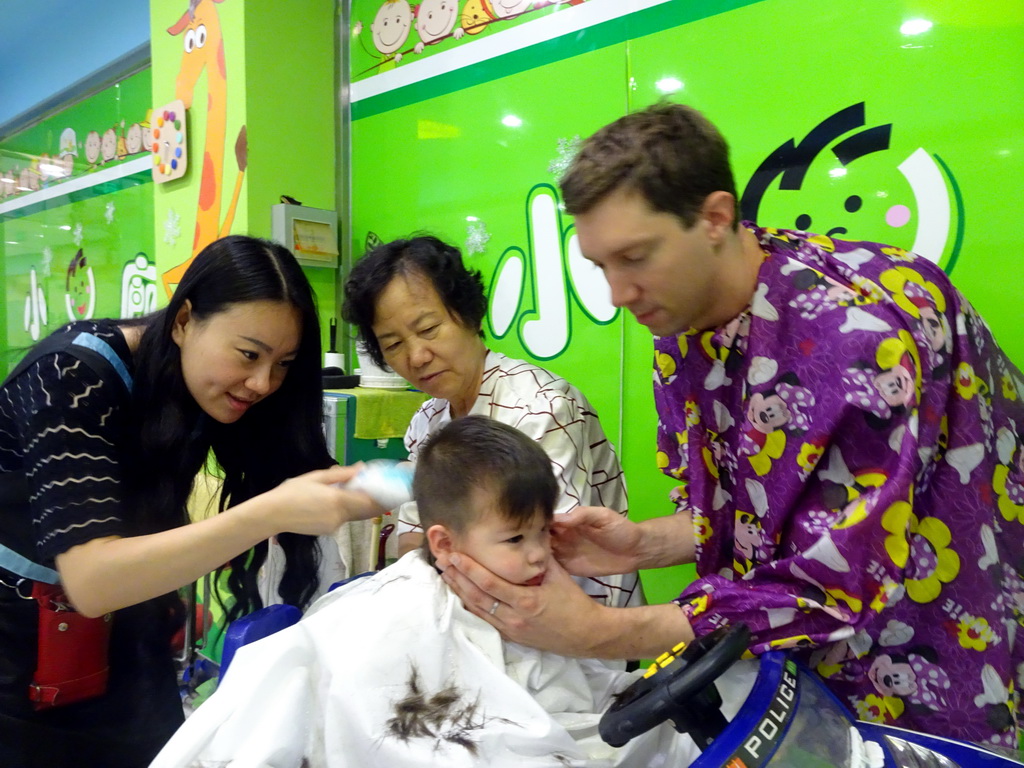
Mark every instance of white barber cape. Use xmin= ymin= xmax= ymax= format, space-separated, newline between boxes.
xmin=151 ymin=552 xmax=700 ymax=768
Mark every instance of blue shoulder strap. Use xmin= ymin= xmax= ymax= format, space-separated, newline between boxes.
xmin=0 ymin=330 xmax=133 ymax=584
xmin=70 ymin=332 xmax=133 ymax=392
xmin=0 ymin=547 xmax=59 ymax=584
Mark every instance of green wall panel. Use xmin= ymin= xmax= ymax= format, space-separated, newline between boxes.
xmin=350 ymin=0 xmax=1024 ymax=607
xmin=1 ymin=70 xmax=156 ymax=370
xmin=627 ymin=0 xmax=1024 ymax=365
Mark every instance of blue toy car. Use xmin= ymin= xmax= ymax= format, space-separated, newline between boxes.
xmin=600 ymin=624 xmax=1023 ymax=767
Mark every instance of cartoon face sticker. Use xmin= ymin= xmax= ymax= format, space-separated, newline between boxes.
xmin=740 ymin=102 xmax=961 ymax=269
xmin=19 ymin=167 xmax=37 ymax=193
xmin=873 ymin=364 xmax=914 ymax=408
xmin=747 ymin=392 xmax=791 ymax=434
xmin=868 ymin=654 xmax=917 ymax=697
xmin=85 ymin=131 xmax=102 ymax=164
xmin=461 ymin=0 xmax=493 ymax=33
xmin=59 ymin=127 xmax=77 ymax=158
xmin=371 ymin=0 xmax=412 ymax=55
xmin=490 ymin=0 xmax=532 ymax=17
xmin=868 ymin=651 xmax=950 ymax=709
xmin=415 ymin=0 xmax=459 ymax=43
xmin=65 ymin=249 xmax=96 ymax=321
xmin=719 ymin=312 xmax=752 ymax=350
xmin=126 ymin=123 xmax=143 ymax=155
xmin=918 ymin=306 xmax=947 ymax=353
xmin=843 ymin=334 xmax=921 ymax=424
xmin=734 ymin=511 xmax=764 ymax=561
xmin=101 ymin=129 xmax=117 ymax=163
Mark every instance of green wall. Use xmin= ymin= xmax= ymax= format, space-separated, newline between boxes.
xmin=348 ymin=0 xmax=1024 ymax=603
xmin=0 ymin=69 xmax=155 ymax=370
xmin=2 ymin=0 xmax=342 ymax=372
xmin=243 ymin=0 xmax=340 ymax=330
xmin=150 ymin=0 xmax=340 ymax=345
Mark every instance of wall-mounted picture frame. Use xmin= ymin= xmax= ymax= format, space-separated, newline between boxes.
xmin=271 ymin=203 xmax=339 ymax=268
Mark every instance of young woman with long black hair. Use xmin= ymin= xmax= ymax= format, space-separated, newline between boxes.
xmin=0 ymin=235 xmax=382 ymax=767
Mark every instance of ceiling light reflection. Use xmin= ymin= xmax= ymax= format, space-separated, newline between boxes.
xmin=900 ymin=19 xmax=932 ymax=35
xmin=655 ymin=77 xmax=683 ymax=94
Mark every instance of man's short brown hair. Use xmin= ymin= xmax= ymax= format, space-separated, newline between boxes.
xmin=560 ymin=102 xmax=738 ymax=228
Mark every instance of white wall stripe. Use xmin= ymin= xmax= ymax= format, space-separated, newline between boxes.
xmin=0 ymin=155 xmax=151 ymax=216
xmin=350 ymin=0 xmax=670 ymax=104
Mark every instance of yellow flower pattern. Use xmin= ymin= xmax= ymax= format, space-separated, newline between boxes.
xmin=649 ymin=225 xmax=1024 ymax=743
xmin=796 ymin=440 xmax=824 ymax=475
xmin=881 ymin=500 xmax=913 ymax=568
xmin=853 ymin=694 xmax=905 ymax=723
xmin=906 ymin=516 xmax=960 ymax=603
xmin=954 ymin=362 xmax=981 ymax=399
xmin=1002 ymin=374 xmax=1018 ymax=401
xmin=957 ymin=615 xmax=997 ymax=651
xmin=693 ymin=512 xmax=713 ymax=544
xmin=748 ymin=430 xmax=786 ymax=476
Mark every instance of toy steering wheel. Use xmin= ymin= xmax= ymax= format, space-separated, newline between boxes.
xmin=599 ymin=622 xmax=751 ymax=749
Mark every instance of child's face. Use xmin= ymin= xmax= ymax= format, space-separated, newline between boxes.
xmin=447 ymin=493 xmax=551 ymax=587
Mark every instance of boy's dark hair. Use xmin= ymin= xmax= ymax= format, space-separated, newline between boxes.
xmin=341 ymin=236 xmax=487 ymax=369
xmin=559 ymin=102 xmax=739 ymax=229
xmin=414 ymin=416 xmax=557 ymax=541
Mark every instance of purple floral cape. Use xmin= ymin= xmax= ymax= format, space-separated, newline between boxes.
xmin=654 ymin=225 xmax=1024 ymax=748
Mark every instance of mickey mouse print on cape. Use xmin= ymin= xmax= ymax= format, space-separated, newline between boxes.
xmin=653 ymin=224 xmax=1024 ymax=750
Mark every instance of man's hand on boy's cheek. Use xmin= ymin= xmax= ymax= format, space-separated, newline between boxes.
xmin=442 ymin=554 xmax=606 ymax=657
xmin=551 ymin=505 xmax=643 ymax=576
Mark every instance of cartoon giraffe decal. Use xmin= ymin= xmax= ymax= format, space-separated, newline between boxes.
xmin=162 ymin=0 xmax=247 ymax=296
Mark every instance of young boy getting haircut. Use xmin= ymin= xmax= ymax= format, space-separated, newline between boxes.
xmin=151 ymin=417 xmax=702 ymax=768
xmin=417 ymin=416 xmax=555 ymax=593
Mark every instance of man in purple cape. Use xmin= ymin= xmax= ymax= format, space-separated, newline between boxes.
xmin=442 ymin=103 xmax=1024 ymax=750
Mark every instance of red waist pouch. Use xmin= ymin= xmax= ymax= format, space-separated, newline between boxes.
xmin=28 ymin=581 xmax=112 ymax=710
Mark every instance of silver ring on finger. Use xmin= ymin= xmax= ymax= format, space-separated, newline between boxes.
xmin=488 ymin=600 xmax=500 ymax=616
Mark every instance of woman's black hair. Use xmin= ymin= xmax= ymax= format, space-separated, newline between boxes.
xmin=124 ymin=235 xmax=332 ymax=624
xmin=341 ymin=236 xmax=487 ymax=369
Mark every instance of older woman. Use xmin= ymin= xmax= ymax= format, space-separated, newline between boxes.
xmin=342 ymin=236 xmax=641 ymax=608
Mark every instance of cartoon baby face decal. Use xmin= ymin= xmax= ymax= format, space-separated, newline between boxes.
xmin=126 ymin=123 xmax=143 ymax=155
xmin=371 ymin=0 xmax=413 ymax=55
xmin=101 ymin=128 xmax=118 ymax=164
xmin=415 ymin=0 xmax=460 ymax=44
xmin=19 ymin=167 xmax=38 ymax=193
xmin=85 ymin=131 xmax=102 ymax=165
xmin=740 ymin=102 xmax=962 ymax=271
xmin=65 ymin=249 xmax=96 ymax=321
xmin=1 ymin=171 xmax=15 ymax=198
